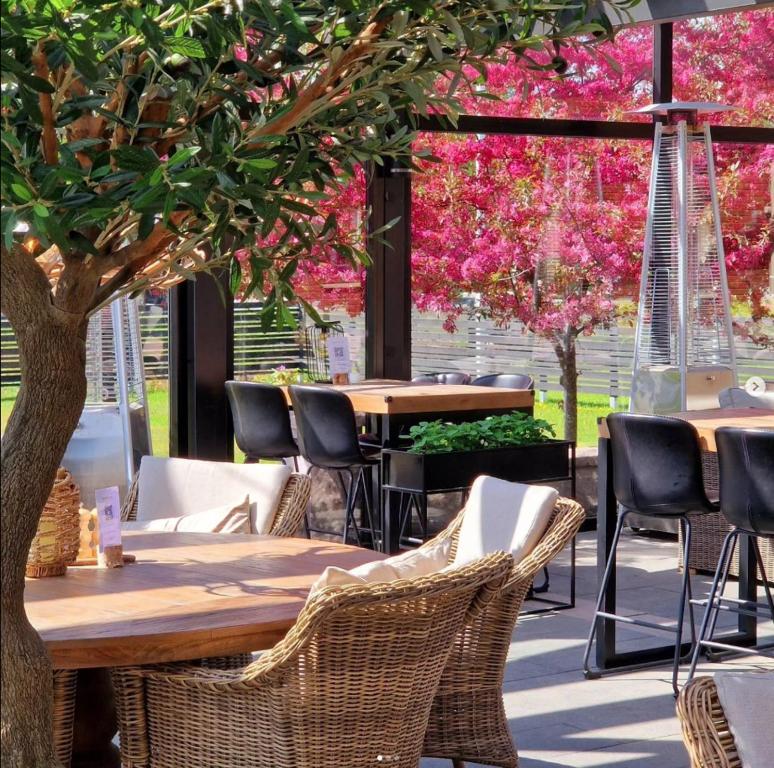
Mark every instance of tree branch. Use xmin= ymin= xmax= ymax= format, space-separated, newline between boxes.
xmin=249 ymin=18 xmax=390 ymax=141
xmin=32 ymin=42 xmax=58 ymax=165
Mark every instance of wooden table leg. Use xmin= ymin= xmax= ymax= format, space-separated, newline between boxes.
xmin=71 ymin=668 xmax=120 ymax=768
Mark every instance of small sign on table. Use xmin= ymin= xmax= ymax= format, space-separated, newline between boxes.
xmin=95 ymin=486 xmax=124 ymax=568
xmin=327 ymin=335 xmax=351 ymax=385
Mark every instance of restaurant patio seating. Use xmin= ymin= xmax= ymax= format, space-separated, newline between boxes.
xmin=290 ymin=384 xmax=379 ymax=546
xmin=472 ymin=373 xmax=534 ymax=390
xmin=225 ymin=380 xmax=301 ymax=468
xmin=421 ymin=494 xmax=586 ymax=768
xmin=583 ymin=413 xmax=719 ymax=695
xmin=687 ymin=427 xmax=774 ymax=683
xmin=110 ymin=551 xmax=512 ymax=768
xmin=412 ymin=372 xmax=472 ymax=385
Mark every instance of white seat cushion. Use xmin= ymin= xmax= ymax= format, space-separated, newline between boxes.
xmin=306 ymin=536 xmax=452 ymax=602
xmin=136 ymin=456 xmax=291 ymax=534
xmin=123 ymin=497 xmax=251 ymax=534
xmin=714 ymin=671 xmax=774 ymax=768
xmin=453 ymin=476 xmax=558 ymax=566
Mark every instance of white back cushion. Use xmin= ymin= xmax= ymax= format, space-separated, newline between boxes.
xmin=136 ymin=457 xmax=291 ymax=534
xmin=123 ymin=497 xmax=251 ymax=534
xmin=714 ymin=671 xmax=774 ymax=768
xmin=306 ymin=536 xmax=452 ymax=604
xmin=453 ymin=476 xmax=558 ymax=566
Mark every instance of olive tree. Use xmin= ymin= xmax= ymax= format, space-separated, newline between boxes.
xmin=0 ymin=0 xmax=631 ymax=763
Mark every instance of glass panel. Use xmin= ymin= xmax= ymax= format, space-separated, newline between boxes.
xmin=410 ymin=131 xmax=772 ymax=443
xmin=673 ymin=9 xmax=774 ymax=127
xmin=449 ymin=26 xmax=653 ymax=121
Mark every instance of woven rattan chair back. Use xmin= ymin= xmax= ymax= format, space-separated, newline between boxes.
xmin=421 ymin=496 xmax=586 ymax=768
xmin=112 ymin=551 xmax=512 ymax=768
xmin=120 ymin=470 xmax=310 ymax=537
xmin=677 ymin=676 xmax=742 ymax=768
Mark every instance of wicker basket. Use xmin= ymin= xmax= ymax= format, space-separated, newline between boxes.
xmin=679 ymin=451 xmax=774 ymax=583
xmin=26 ymin=468 xmax=81 ymax=578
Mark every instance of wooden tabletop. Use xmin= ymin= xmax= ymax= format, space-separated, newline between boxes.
xmin=26 ymin=532 xmax=384 ymax=670
xmin=598 ymin=408 xmax=774 ymax=451
xmin=282 ymin=381 xmax=534 ymax=415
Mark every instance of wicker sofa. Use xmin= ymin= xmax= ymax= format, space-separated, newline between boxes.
xmin=110 ymin=552 xmax=512 ymax=768
xmin=421 ymin=496 xmax=586 ymax=768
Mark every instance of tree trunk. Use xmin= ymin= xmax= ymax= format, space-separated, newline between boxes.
xmin=1 ymin=303 xmax=88 ymax=767
xmin=554 ymin=334 xmax=579 ymax=443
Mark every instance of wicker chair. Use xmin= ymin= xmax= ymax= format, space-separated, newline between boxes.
xmin=421 ymin=496 xmax=586 ymax=768
xmin=50 ymin=472 xmax=311 ymax=767
xmin=110 ymin=551 xmax=513 ymax=768
xmin=120 ymin=470 xmax=311 ymax=537
xmin=677 ymin=676 xmax=742 ymax=768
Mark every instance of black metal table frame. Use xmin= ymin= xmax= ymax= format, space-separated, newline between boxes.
xmin=593 ymin=433 xmax=761 ymax=673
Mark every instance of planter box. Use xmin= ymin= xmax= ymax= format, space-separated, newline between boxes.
xmin=382 ymin=440 xmax=574 ymax=495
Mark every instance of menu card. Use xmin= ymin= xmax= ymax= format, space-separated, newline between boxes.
xmin=327 ymin=335 xmax=351 ymax=384
xmin=95 ymin=486 xmax=123 ymax=568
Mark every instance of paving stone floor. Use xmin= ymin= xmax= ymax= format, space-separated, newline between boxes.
xmin=422 ymin=529 xmax=774 ymax=768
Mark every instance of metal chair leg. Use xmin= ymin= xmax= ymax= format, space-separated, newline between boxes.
xmin=582 ymin=511 xmax=628 ymax=678
xmin=672 ymin=517 xmax=693 ymax=695
xmin=687 ymin=529 xmax=738 ymax=683
xmin=703 ymin=530 xmax=738 ymax=656
xmin=752 ymin=536 xmax=774 ymax=621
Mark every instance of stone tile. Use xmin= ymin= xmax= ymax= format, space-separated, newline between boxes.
xmin=422 ymin=529 xmax=773 ymax=768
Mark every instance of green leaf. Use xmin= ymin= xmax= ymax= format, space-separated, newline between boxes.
xmin=230 ymin=258 xmax=242 ymax=296
xmin=33 ymin=203 xmax=49 ymax=218
xmin=111 ymin=146 xmax=160 ymax=173
xmin=11 ymin=183 xmax=33 ymax=202
xmin=167 ymin=146 xmax=201 ymax=168
xmin=165 ymin=37 xmax=206 ymax=59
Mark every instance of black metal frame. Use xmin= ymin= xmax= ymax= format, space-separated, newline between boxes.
xmin=687 ymin=528 xmax=774 ymax=682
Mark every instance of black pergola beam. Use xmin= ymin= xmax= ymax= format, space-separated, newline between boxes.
xmin=417 ymin=114 xmax=774 ymax=144
xmin=169 ymin=270 xmax=234 ymax=461
xmin=653 ymin=22 xmax=673 ymax=105
xmin=365 ymin=159 xmax=412 ymax=380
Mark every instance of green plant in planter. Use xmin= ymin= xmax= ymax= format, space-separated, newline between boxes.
xmin=407 ymin=411 xmax=555 ymax=454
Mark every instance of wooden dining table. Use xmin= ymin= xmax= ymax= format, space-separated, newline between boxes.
xmin=27 ymin=531 xmax=385 ymax=767
xmin=594 ymin=407 xmax=774 ymax=673
xmin=283 ymin=380 xmax=534 ymax=552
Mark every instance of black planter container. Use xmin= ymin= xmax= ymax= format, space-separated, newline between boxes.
xmin=382 ymin=439 xmax=574 ymax=495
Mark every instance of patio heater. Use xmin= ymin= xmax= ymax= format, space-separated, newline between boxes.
xmin=630 ymin=102 xmax=737 ymax=414
xmin=62 ymin=296 xmax=152 ymax=506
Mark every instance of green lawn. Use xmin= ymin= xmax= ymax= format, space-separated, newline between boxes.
xmin=2 ymin=383 xmax=624 ymax=452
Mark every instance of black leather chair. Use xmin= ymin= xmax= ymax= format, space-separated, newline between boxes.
xmin=686 ymin=427 xmax=774 ymax=682
xmin=582 ymin=413 xmax=718 ymax=694
xmin=289 ymin=385 xmax=379 ymax=548
xmin=411 ymin=372 xmax=472 ymax=385
xmin=472 ymin=373 xmax=534 ymax=390
xmin=225 ymin=381 xmax=300 ymax=468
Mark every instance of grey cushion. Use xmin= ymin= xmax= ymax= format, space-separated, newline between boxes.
xmin=718 ymin=386 xmax=774 ymax=410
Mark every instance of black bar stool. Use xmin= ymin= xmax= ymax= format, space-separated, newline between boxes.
xmin=687 ymin=427 xmax=774 ymax=682
xmin=411 ymin=372 xmax=471 ymax=385
xmin=472 ymin=373 xmax=534 ymax=390
xmin=289 ymin=385 xmax=379 ymax=548
xmin=226 ymin=381 xmax=300 ymax=468
xmin=582 ymin=413 xmax=718 ymax=694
